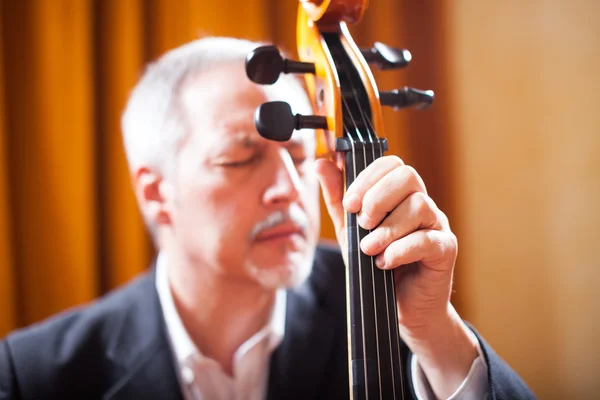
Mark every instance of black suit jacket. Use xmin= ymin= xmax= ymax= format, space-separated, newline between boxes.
xmin=0 ymin=244 xmax=535 ymax=399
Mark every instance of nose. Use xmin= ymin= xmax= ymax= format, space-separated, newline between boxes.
xmin=262 ymin=147 xmax=301 ymax=206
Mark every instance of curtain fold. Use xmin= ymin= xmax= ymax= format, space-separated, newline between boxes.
xmin=0 ymin=0 xmax=16 ymax=335
xmin=95 ymin=0 xmax=151 ymax=292
xmin=2 ymin=0 xmax=99 ymax=327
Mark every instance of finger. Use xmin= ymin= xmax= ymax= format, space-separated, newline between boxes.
xmin=360 ymin=192 xmax=442 ymax=256
xmin=343 ymin=156 xmax=405 ymax=213
xmin=314 ymin=157 xmax=345 ymax=236
xmin=374 ymin=229 xmax=457 ymax=272
xmin=358 ymin=165 xmax=427 ymax=230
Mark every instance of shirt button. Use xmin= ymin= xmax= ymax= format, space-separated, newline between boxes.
xmin=182 ymin=366 xmax=195 ymax=384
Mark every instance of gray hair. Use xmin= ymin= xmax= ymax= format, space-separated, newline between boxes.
xmin=120 ymin=36 xmax=313 ymax=240
xmin=120 ymin=36 xmax=312 ymax=178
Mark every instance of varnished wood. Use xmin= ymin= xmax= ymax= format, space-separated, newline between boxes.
xmin=300 ymin=0 xmax=367 ymax=25
xmin=339 ymin=22 xmax=386 ymax=139
xmin=296 ymin=1 xmax=383 ymax=155
xmin=296 ymin=4 xmax=341 ymax=157
xmin=295 ymin=1 xmax=405 ymax=398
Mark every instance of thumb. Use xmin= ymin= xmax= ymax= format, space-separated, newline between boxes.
xmin=314 ymin=156 xmax=346 ymax=240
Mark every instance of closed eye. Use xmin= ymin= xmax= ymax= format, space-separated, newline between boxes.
xmin=219 ymin=156 xmax=258 ymax=168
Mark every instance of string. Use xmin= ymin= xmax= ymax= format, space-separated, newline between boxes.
xmin=361 ymin=99 xmax=405 ymax=400
xmin=344 ymin=83 xmax=405 ymax=399
xmin=350 ymin=91 xmax=396 ymax=399
xmin=341 ymin=95 xmax=382 ymax=400
xmin=341 ymin=112 xmax=369 ymax=399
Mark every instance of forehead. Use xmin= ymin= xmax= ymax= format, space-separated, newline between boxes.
xmin=179 ymin=63 xmax=315 ymax=148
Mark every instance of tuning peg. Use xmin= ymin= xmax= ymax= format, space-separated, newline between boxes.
xmin=254 ymin=101 xmax=328 ymax=142
xmin=361 ymin=42 xmax=412 ymax=70
xmin=245 ymin=45 xmax=316 ymax=85
xmin=380 ymin=87 xmax=434 ymax=110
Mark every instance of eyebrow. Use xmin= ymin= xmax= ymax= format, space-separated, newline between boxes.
xmin=227 ymin=133 xmax=306 ymax=150
xmin=230 ymin=134 xmax=260 ymax=149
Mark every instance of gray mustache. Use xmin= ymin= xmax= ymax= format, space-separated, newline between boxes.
xmin=250 ymin=205 xmax=309 ymax=240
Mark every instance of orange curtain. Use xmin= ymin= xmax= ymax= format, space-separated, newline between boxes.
xmin=2 ymin=0 xmax=99 ymax=330
xmin=0 ymin=0 xmax=16 ymax=336
xmin=0 ymin=0 xmax=438 ymax=332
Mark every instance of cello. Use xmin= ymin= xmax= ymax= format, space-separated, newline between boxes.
xmin=245 ymin=1 xmax=434 ymax=398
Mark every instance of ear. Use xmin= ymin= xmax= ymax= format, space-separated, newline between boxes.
xmin=132 ymin=167 xmax=173 ymax=227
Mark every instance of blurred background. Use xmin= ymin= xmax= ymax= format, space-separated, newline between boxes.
xmin=0 ymin=0 xmax=598 ymax=398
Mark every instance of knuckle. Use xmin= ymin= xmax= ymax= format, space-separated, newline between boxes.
xmin=425 ymin=230 xmax=445 ymax=255
xmin=402 ymin=164 xmax=427 ymax=193
xmin=413 ymin=192 xmax=432 ymax=217
xmin=449 ymin=231 xmax=458 ymax=251
xmin=426 ymin=230 xmax=457 ymax=259
xmin=387 ymin=155 xmax=405 ymax=168
xmin=404 ymin=164 xmax=418 ymax=177
xmin=381 ymin=223 xmax=395 ymax=242
xmin=414 ymin=192 xmax=440 ymax=228
xmin=437 ymin=209 xmax=450 ymax=228
xmin=402 ymin=165 xmax=418 ymax=182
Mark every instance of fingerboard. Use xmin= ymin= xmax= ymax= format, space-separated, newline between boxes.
xmin=322 ymin=32 xmax=405 ymax=400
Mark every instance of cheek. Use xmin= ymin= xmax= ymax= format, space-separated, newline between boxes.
xmin=179 ymin=184 xmax=244 ymax=231
xmin=172 ymin=146 xmax=260 ymax=268
xmin=173 ymin=175 xmax=259 ymax=252
xmin=171 ymin=186 xmax=254 ymax=272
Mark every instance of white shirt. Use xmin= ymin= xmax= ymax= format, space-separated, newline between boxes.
xmin=155 ymin=252 xmax=286 ymax=400
xmin=155 ymin=251 xmax=489 ymax=399
xmin=411 ymin=344 xmax=490 ymax=399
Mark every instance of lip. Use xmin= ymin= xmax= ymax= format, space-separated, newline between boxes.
xmin=254 ymin=223 xmax=305 ymax=242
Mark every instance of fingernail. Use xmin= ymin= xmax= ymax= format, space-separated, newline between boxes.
xmin=357 ymin=213 xmax=371 ymax=229
xmin=375 ymin=254 xmax=385 ymax=269
xmin=361 ymin=233 xmax=378 ymax=253
xmin=343 ymin=193 xmax=360 ymax=211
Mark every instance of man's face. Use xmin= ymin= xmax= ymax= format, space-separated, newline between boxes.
xmin=166 ymin=63 xmax=321 ymax=289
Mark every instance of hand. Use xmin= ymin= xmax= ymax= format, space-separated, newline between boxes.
xmin=314 ymin=154 xmax=480 ymax=399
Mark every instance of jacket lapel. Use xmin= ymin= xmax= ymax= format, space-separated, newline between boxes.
xmin=103 ymin=344 xmax=183 ymax=400
xmin=101 ymin=250 xmax=343 ymax=400
xmin=266 ymin=282 xmax=337 ymax=400
xmin=102 ymin=267 xmax=184 ymax=400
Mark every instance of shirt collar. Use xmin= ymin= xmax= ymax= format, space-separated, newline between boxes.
xmin=154 ymin=251 xmax=287 ymax=366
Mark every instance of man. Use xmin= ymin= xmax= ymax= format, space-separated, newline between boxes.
xmin=0 ymin=37 xmax=535 ymax=399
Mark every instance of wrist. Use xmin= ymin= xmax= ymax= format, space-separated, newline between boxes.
xmin=402 ymin=304 xmax=479 ymax=399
